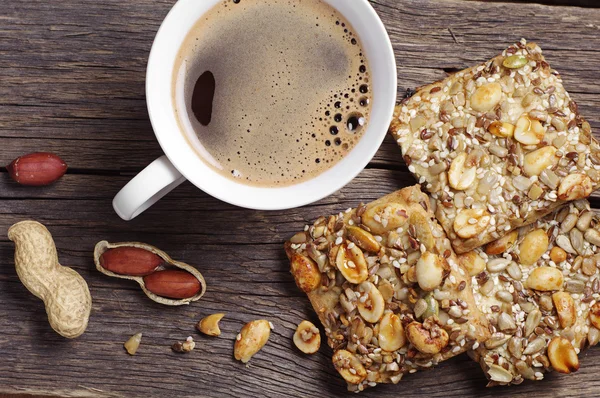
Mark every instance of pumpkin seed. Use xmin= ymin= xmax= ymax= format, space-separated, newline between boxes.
xmin=422 ymin=293 xmax=439 ymax=319
xmin=503 ymin=54 xmax=528 ymax=69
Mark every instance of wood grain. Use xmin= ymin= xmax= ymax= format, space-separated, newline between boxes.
xmin=1 ymin=0 xmax=600 ymax=397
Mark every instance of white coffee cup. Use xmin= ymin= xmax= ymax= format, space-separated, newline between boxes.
xmin=113 ymin=0 xmax=397 ymax=221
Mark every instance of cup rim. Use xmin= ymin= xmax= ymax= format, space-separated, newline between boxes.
xmin=146 ymin=0 xmax=397 ymax=210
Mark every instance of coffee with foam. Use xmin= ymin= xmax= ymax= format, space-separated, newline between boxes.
xmin=173 ymin=0 xmax=372 ymax=187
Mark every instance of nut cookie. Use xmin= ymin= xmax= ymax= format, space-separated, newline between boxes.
xmin=390 ymin=39 xmax=600 ymax=254
xmin=465 ymin=200 xmax=600 ymax=386
xmin=284 ymin=185 xmax=490 ymax=392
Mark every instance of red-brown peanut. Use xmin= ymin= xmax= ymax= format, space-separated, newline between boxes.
xmin=100 ymin=247 xmax=161 ymax=276
xmin=143 ymin=270 xmax=201 ymax=299
xmin=7 ymin=152 xmax=67 ymax=186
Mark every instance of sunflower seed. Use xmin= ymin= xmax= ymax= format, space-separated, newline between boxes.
xmin=523 ymin=337 xmax=545 ymax=355
xmin=524 ymin=309 xmax=542 ymax=337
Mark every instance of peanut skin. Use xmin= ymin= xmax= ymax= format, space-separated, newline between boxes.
xmin=143 ymin=270 xmax=201 ymax=299
xmin=8 ymin=221 xmax=92 ymax=338
xmin=100 ymin=247 xmax=162 ymax=276
xmin=7 ymin=152 xmax=67 ymax=186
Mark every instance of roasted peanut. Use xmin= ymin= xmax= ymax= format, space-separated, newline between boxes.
xmin=332 ymin=350 xmax=367 ymax=385
xmin=143 ymin=270 xmax=201 ymax=299
xmin=488 ymin=121 xmax=515 ymax=138
xmin=94 ymin=241 xmax=205 ymax=306
xmin=293 ymin=320 xmax=321 ymax=354
xmin=8 ymin=221 xmax=92 ymax=338
xmin=448 ymin=153 xmax=476 ymax=191
xmin=514 ymin=114 xmax=546 ymax=145
xmin=197 ymin=313 xmax=225 ymax=337
xmin=485 ymin=230 xmax=518 ymax=255
xmin=124 ymin=333 xmax=142 ymax=355
xmin=557 ymin=173 xmax=593 ymax=201
xmin=552 ymin=292 xmax=576 ymax=328
xmin=416 ymin=252 xmax=447 ymax=291
xmin=523 ymin=146 xmax=558 ymax=177
xmin=525 ymin=267 xmax=563 ymax=291
xmin=519 ymin=229 xmax=549 ymax=265
xmin=547 ymin=337 xmax=579 ymax=374
xmin=457 ymin=251 xmax=486 ymax=276
xmin=346 ymin=226 xmax=380 ymax=253
xmin=7 ymin=152 xmax=67 ymax=186
xmin=589 ymin=303 xmax=600 ymax=329
xmin=335 ymin=242 xmax=368 ymax=284
xmin=290 ymin=253 xmax=322 ymax=292
xmin=589 ymin=327 xmax=600 ymax=347
xmin=453 ymin=208 xmax=490 ymax=239
xmin=528 ymin=183 xmax=544 ymax=200
xmin=356 ymin=282 xmax=385 ymax=323
xmin=100 ymin=247 xmax=162 ymax=276
xmin=234 ymin=320 xmax=272 ymax=363
xmin=378 ymin=313 xmax=406 ymax=352
xmin=362 ymin=203 xmax=408 ymax=234
xmin=406 ymin=320 xmax=449 ymax=355
xmin=470 ymin=82 xmax=502 ymax=112
xmin=550 ymin=247 xmax=567 ymax=263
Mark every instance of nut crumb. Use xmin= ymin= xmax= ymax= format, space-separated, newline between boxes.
xmin=124 ymin=332 xmax=142 ymax=356
xmin=172 ymin=336 xmax=196 ymax=353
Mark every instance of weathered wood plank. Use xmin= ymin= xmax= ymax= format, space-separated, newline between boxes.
xmin=486 ymin=0 xmax=599 ymax=6
xmin=2 ymin=0 xmax=600 ymax=397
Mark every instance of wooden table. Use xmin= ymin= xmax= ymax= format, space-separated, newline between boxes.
xmin=1 ymin=0 xmax=600 ymax=396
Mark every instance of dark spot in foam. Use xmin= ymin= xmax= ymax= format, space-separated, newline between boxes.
xmin=191 ymin=71 xmax=216 ymax=126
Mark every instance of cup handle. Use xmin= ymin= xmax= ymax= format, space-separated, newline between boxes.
xmin=113 ymin=156 xmax=186 ymax=221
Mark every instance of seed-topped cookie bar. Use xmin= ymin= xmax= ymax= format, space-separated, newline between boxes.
xmin=390 ymin=39 xmax=600 ymax=254
xmin=462 ymin=200 xmax=600 ymax=386
xmin=284 ymin=186 xmax=490 ymax=392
